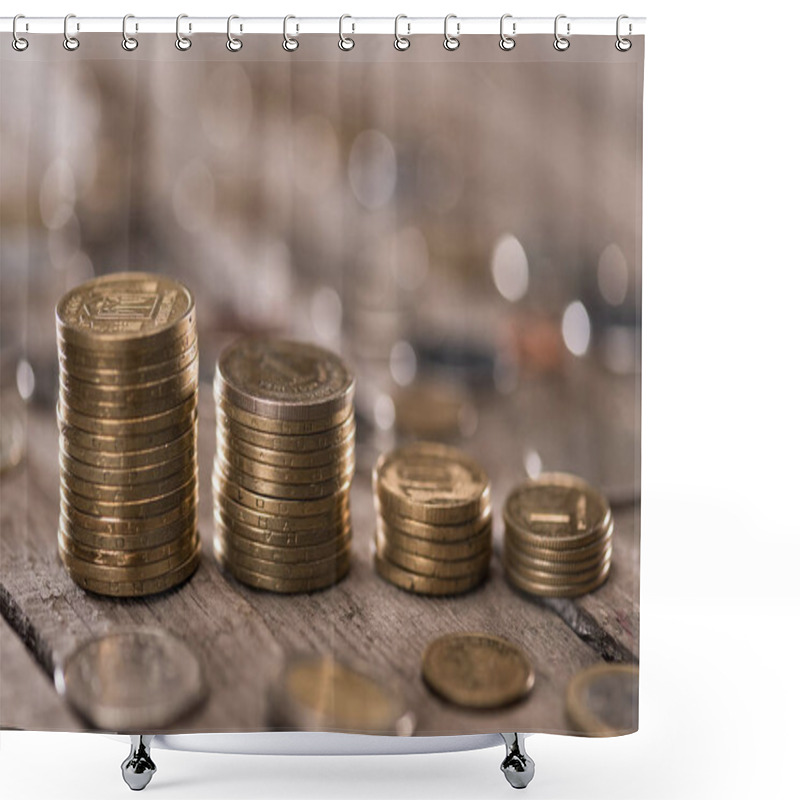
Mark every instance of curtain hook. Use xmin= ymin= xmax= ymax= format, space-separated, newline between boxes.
xmin=443 ymin=14 xmax=460 ymax=51
xmin=499 ymin=14 xmax=516 ymax=51
xmin=176 ymin=14 xmax=192 ymax=51
xmin=394 ymin=14 xmax=410 ymax=51
xmin=63 ymin=13 xmax=80 ymax=51
xmin=283 ymin=15 xmax=299 ymax=51
xmin=615 ymin=14 xmax=632 ymax=52
xmin=553 ymin=14 xmax=570 ymax=51
xmin=122 ymin=14 xmax=139 ymax=51
xmin=226 ymin=14 xmax=243 ymax=52
xmin=12 ymin=14 xmax=29 ymax=52
xmin=339 ymin=14 xmax=355 ymax=51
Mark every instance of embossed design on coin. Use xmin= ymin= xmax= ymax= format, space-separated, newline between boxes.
xmin=57 ymin=630 xmax=207 ymax=730
xmin=422 ymin=633 xmax=534 ymax=709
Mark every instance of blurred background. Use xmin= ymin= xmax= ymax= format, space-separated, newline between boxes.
xmin=0 ymin=35 xmax=641 ymax=502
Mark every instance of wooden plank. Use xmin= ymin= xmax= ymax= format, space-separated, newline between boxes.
xmin=0 ymin=613 xmax=81 ymax=731
xmin=0 ymin=380 xmax=637 ymax=734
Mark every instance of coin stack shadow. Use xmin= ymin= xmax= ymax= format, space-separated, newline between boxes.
xmin=372 ymin=441 xmax=492 ymax=596
xmin=212 ymin=338 xmax=356 ymax=592
xmin=57 ymin=272 xmax=201 ymax=597
xmin=503 ymin=472 xmax=613 ymax=598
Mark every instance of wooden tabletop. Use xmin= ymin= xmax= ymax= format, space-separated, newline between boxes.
xmin=0 ymin=364 xmax=639 ymax=735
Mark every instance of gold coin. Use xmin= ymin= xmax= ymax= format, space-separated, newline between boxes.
xmin=57 ymin=411 xmax=197 ymax=453
xmin=373 ymin=553 xmax=486 ymax=596
xmin=217 ymin=411 xmax=355 ymax=452
xmin=376 ymin=504 xmax=492 ymax=542
xmin=215 ymin=394 xmax=352 ymax=435
xmin=56 ymin=272 xmax=195 ymax=350
xmin=502 ymin=549 xmax=612 ymax=585
xmin=505 ymin=558 xmax=611 ymax=598
xmin=59 ymin=536 xmax=202 ymax=582
xmin=60 ymin=489 xmax=197 ymax=534
xmin=61 ymin=476 xmax=196 ymax=519
xmin=503 ymin=473 xmax=612 ymax=551
xmin=59 ymin=526 xmax=198 ymax=568
xmin=214 ymin=337 xmax=355 ymax=421
xmin=376 ymin=533 xmax=490 ymax=579
xmin=218 ymin=427 xmax=355 ymax=469
xmin=212 ymin=470 xmax=348 ymax=517
xmin=214 ymin=507 xmax=350 ymax=549
xmin=57 ymin=340 xmax=199 ymax=386
xmin=213 ymin=491 xmax=349 ymax=536
xmin=374 ymin=442 xmax=490 ymax=525
xmin=216 ymin=441 xmax=355 ymax=485
xmin=61 ymin=460 xmax=196 ymax=503
xmin=59 ymin=447 xmax=196 ymax=487
xmin=214 ymin=537 xmax=349 ymax=580
xmin=57 ymin=392 xmax=198 ymax=436
xmin=565 ymin=663 xmax=639 ymax=736
xmin=60 ymin=509 xmax=197 ymax=551
xmin=271 ymin=656 xmax=412 ymax=734
xmin=217 ymin=526 xmax=351 ymax=564
xmin=421 ymin=633 xmax=534 ymax=709
xmin=216 ymin=547 xmax=349 ymax=593
xmin=214 ymin=458 xmax=351 ymax=502
xmin=504 ymin=522 xmax=612 ymax=562
xmin=58 ymin=362 xmax=197 ymax=417
xmin=504 ymin=537 xmax=612 ymax=574
xmin=59 ymin=424 xmax=196 ymax=470
xmin=377 ymin=520 xmax=492 ymax=560
xmin=58 ymin=330 xmax=196 ymax=370
xmin=62 ymin=540 xmax=201 ymax=597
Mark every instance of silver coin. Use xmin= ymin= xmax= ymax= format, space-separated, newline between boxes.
xmin=55 ymin=630 xmax=207 ymax=730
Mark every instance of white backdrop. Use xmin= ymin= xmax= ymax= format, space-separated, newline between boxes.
xmin=2 ymin=1 xmax=798 ymax=798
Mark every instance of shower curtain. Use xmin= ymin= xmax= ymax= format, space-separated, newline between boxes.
xmin=0 ymin=26 xmax=643 ymax=738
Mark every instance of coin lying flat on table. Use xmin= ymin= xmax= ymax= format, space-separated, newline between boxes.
xmin=421 ymin=632 xmax=534 ymax=709
xmin=372 ymin=441 xmax=493 ymax=595
xmin=56 ymin=630 xmax=207 ymax=731
xmin=503 ymin=472 xmax=614 ymax=598
xmin=566 ymin=663 xmax=639 ymax=736
xmin=270 ymin=655 xmax=413 ymax=734
xmin=56 ymin=273 xmax=200 ymax=596
xmin=213 ymin=337 xmax=356 ymax=592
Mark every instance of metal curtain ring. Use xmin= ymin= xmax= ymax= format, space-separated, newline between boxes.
xmin=553 ymin=14 xmax=570 ymax=51
xmin=443 ymin=14 xmax=460 ymax=51
xmin=339 ymin=14 xmax=355 ymax=51
xmin=63 ymin=13 xmax=80 ymax=51
xmin=394 ymin=14 xmax=410 ymax=51
xmin=122 ymin=14 xmax=138 ymax=51
xmin=176 ymin=14 xmax=192 ymax=51
xmin=615 ymin=14 xmax=632 ymax=51
xmin=226 ymin=14 xmax=243 ymax=52
xmin=12 ymin=14 xmax=29 ymax=51
xmin=283 ymin=15 xmax=299 ymax=51
xmin=499 ymin=14 xmax=515 ymax=51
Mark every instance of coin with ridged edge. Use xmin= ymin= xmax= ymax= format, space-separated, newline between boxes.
xmin=376 ymin=534 xmax=490 ymax=579
xmin=374 ymin=442 xmax=490 ymax=525
xmin=213 ymin=492 xmax=349 ymax=535
xmin=214 ymin=506 xmax=351 ymax=548
xmin=373 ymin=553 xmax=487 ymax=596
xmin=421 ymin=633 xmax=534 ymax=709
xmin=216 ymin=412 xmax=355 ymax=452
xmin=505 ymin=558 xmax=612 ymax=598
xmin=218 ymin=428 xmax=355 ymax=469
xmin=56 ymin=629 xmax=207 ymax=730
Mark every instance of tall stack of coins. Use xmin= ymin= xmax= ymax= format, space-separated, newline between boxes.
xmin=212 ymin=338 xmax=355 ymax=592
xmin=503 ymin=473 xmax=613 ymax=598
xmin=372 ymin=442 xmax=492 ymax=596
xmin=56 ymin=273 xmax=201 ymax=597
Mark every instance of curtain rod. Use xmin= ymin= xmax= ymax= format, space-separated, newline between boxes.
xmin=1 ymin=16 xmax=646 ymax=37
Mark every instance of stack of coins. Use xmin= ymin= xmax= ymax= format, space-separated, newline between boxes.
xmin=212 ymin=338 xmax=356 ymax=592
xmin=56 ymin=273 xmax=200 ymax=597
xmin=372 ymin=441 xmax=492 ymax=596
xmin=503 ymin=472 xmax=613 ymax=598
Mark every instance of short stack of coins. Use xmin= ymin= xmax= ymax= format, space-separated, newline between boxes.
xmin=212 ymin=338 xmax=356 ymax=592
xmin=503 ymin=472 xmax=613 ymax=598
xmin=56 ymin=272 xmax=201 ymax=597
xmin=372 ymin=441 xmax=492 ymax=596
